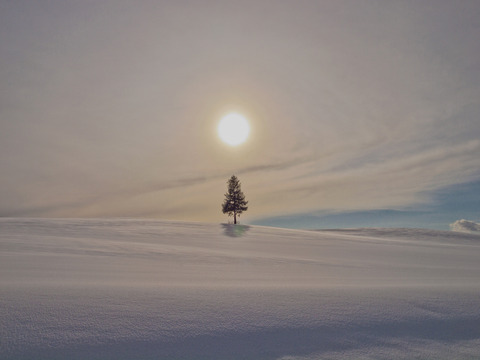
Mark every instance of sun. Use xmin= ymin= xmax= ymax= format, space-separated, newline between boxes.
xmin=217 ymin=113 xmax=250 ymax=146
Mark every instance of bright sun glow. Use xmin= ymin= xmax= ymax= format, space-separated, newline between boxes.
xmin=217 ymin=113 xmax=250 ymax=146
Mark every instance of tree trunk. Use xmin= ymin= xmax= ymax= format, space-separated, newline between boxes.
xmin=234 ymin=211 xmax=237 ymax=224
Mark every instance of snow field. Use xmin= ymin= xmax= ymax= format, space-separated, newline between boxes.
xmin=1 ymin=218 xmax=480 ymax=359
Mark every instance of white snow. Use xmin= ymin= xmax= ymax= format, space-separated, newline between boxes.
xmin=1 ymin=218 xmax=480 ymax=359
xmin=450 ymin=219 xmax=480 ymax=233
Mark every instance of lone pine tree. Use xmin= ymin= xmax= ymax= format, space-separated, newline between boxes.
xmin=222 ymin=175 xmax=248 ymax=224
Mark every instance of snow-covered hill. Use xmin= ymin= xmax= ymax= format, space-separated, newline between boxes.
xmin=1 ymin=218 xmax=480 ymax=359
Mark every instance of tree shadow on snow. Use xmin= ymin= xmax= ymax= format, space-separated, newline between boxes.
xmin=222 ymin=224 xmax=250 ymax=238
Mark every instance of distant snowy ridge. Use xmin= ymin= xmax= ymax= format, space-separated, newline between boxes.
xmin=315 ymin=227 xmax=480 ymax=243
xmin=450 ymin=219 xmax=480 ymax=233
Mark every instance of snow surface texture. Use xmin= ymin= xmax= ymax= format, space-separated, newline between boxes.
xmin=1 ymin=218 xmax=480 ymax=360
xmin=450 ymin=219 xmax=480 ymax=233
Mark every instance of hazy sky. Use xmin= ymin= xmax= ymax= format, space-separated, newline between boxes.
xmin=1 ymin=0 xmax=479 ymax=228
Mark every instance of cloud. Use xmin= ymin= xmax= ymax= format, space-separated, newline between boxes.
xmin=450 ymin=219 xmax=480 ymax=233
xmin=1 ymin=1 xmax=479 ymax=225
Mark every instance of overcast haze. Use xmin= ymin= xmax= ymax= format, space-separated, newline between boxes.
xmin=1 ymin=0 xmax=479 ymax=228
